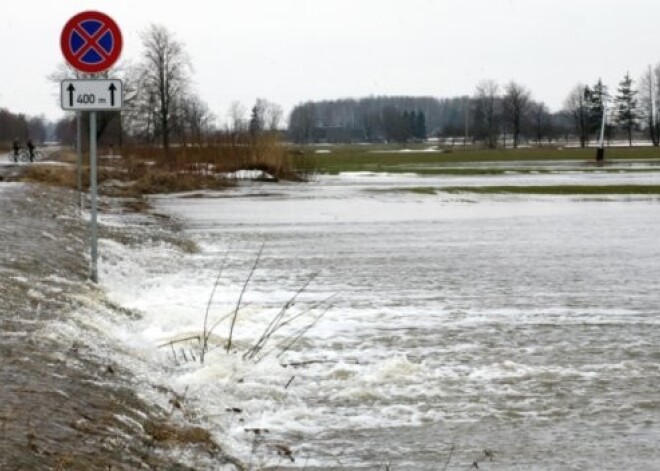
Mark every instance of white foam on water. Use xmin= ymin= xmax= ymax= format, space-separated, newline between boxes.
xmin=90 ymin=171 xmax=660 ymax=468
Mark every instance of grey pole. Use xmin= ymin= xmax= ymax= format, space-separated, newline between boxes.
xmin=464 ymin=96 xmax=469 ymax=147
xmin=651 ymin=67 xmax=657 ymax=144
xmin=89 ymin=111 xmax=98 ymax=283
xmin=596 ymin=102 xmax=607 ymax=163
xmin=76 ymin=111 xmax=82 ymax=209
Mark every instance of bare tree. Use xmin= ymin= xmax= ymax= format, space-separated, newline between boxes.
xmin=531 ymin=101 xmax=551 ymax=146
xmin=564 ymin=84 xmax=590 ymax=147
xmin=228 ymin=101 xmax=247 ymax=132
xmin=264 ymin=102 xmax=284 ymax=131
xmin=473 ymin=80 xmax=500 ymax=148
xmin=502 ymin=81 xmax=531 ymax=148
xmin=177 ymin=94 xmax=213 ymax=146
xmin=139 ymin=24 xmax=191 ymax=159
xmin=249 ymin=98 xmax=284 ymax=132
xmin=27 ymin=116 xmax=48 ymax=144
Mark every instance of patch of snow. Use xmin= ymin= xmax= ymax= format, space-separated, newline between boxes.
xmin=221 ymin=169 xmax=274 ymax=180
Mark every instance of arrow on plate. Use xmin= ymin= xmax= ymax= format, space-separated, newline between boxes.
xmin=67 ymin=83 xmax=75 ymax=107
xmin=108 ymin=83 xmax=117 ymax=107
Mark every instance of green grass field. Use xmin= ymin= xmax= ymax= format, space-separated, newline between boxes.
xmin=294 ymin=144 xmax=660 ymax=174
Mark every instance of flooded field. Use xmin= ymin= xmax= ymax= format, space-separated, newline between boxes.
xmin=98 ymin=171 xmax=660 ymax=469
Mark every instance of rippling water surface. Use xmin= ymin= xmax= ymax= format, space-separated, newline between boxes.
xmin=105 ymin=172 xmax=660 ymax=469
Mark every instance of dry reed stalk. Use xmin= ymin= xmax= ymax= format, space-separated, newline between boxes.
xmin=226 ymin=243 xmax=265 ymax=353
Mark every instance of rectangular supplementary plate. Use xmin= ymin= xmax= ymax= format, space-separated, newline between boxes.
xmin=60 ymin=79 xmax=123 ymax=111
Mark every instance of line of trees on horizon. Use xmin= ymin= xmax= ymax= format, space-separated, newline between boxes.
xmin=287 ymin=66 xmax=660 ymax=148
xmin=3 ymin=23 xmax=659 ymax=153
xmin=0 ymin=109 xmax=49 ymax=145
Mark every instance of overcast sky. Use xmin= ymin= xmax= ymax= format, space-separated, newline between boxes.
xmin=1 ymin=0 xmax=658 ymax=124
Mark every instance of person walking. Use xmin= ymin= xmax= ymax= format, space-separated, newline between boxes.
xmin=12 ymin=138 xmax=20 ymax=163
xmin=26 ymin=139 xmax=35 ymax=162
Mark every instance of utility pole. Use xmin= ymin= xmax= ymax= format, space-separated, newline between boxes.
xmin=464 ymin=96 xmax=469 ymax=147
xmin=651 ymin=66 xmax=658 ymax=146
xmin=596 ymin=101 xmax=607 ymax=163
xmin=76 ymin=112 xmax=82 ymax=209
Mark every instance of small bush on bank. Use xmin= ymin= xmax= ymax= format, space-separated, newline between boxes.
xmin=18 ymin=132 xmax=305 ymax=195
xmin=133 ymin=170 xmax=232 ymax=194
xmin=21 ymin=164 xmax=77 ymax=188
xmin=21 ymin=163 xmax=231 ymax=197
xmin=127 ymin=131 xmax=303 ymax=181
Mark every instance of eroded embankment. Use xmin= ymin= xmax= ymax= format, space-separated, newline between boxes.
xmin=0 ymin=183 xmax=242 ymax=470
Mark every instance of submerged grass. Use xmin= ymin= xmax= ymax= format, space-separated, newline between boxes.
xmin=373 ymin=166 xmax=660 ymax=176
xmin=293 ymin=144 xmax=660 ymax=174
xmin=368 ymin=184 xmax=660 ymax=195
xmin=407 ymin=186 xmax=437 ymax=195
xmin=441 ymin=185 xmax=660 ymax=195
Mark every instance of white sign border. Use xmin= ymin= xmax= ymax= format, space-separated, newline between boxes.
xmin=60 ymin=79 xmax=123 ymax=111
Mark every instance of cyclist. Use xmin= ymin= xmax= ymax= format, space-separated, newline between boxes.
xmin=12 ymin=138 xmax=20 ymax=162
xmin=26 ymin=139 xmax=35 ymax=162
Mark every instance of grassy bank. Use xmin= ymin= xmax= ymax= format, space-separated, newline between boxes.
xmin=19 ymin=152 xmax=232 ymax=197
xmin=295 ymin=145 xmax=660 ymax=174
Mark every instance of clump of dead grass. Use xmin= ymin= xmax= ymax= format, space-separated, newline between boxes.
xmin=49 ymin=149 xmax=78 ymax=164
xmin=18 ymin=161 xmax=232 ymax=197
xmin=18 ymin=132 xmax=305 ymax=197
xmin=20 ymin=164 xmax=77 ymax=188
xmin=128 ymin=131 xmax=303 ymax=181
xmin=132 ymin=169 xmax=232 ymax=195
xmin=144 ymin=420 xmax=213 ymax=446
xmin=19 ymin=164 xmax=123 ymax=190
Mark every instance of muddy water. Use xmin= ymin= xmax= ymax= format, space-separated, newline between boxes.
xmin=149 ymin=175 xmax=660 ymax=470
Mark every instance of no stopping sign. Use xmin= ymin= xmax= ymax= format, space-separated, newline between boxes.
xmin=60 ymin=11 xmax=122 ymax=74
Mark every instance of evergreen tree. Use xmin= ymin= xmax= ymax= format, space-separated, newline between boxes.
xmin=249 ymin=104 xmax=263 ymax=138
xmin=415 ymin=111 xmax=426 ymax=140
xmin=615 ymin=72 xmax=639 ymax=146
xmin=403 ymin=111 xmax=413 ymax=141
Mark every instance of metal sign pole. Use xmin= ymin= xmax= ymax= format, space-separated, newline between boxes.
xmin=60 ymin=10 xmax=123 ymax=285
xmin=89 ymin=111 xmax=98 ymax=283
xmin=76 ymin=111 xmax=82 ymax=209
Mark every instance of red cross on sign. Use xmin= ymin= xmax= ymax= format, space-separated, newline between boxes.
xmin=60 ymin=11 xmax=122 ymax=74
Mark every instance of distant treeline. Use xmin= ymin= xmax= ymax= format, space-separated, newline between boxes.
xmin=287 ymin=94 xmax=570 ymax=146
xmin=289 ymin=96 xmax=457 ymax=143
xmin=0 ymin=109 xmax=49 ymax=145
xmin=288 ymin=68 xmax=660 ymax=147
xmin=7 ymin=21 xmax=659 ymax=154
